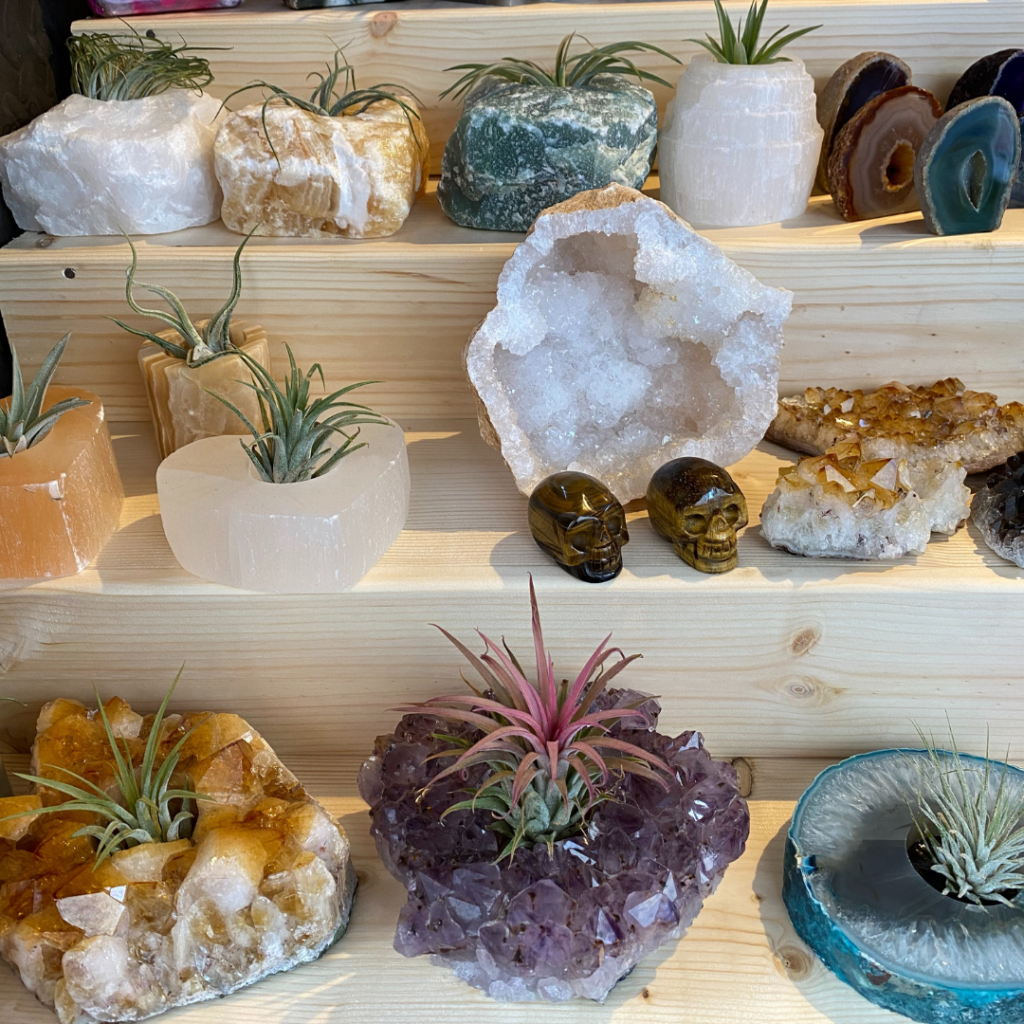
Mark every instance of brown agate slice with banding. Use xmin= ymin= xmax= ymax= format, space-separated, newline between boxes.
xmin=828 ymin=86 xmax=942 ymax=221
xmin=816 ymin=52 xmax=912 ymax=192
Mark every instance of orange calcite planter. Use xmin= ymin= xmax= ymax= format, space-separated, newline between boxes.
xmin=0 ymin=386 xmax=124 ymax=581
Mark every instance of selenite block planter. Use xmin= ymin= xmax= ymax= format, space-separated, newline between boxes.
xmin=659 ymin=55 xmax=822 ymax=229
xmin=0 ymin=387 xmax=124 ymax=581
xmin=156 ymin=423 xmax=410 ymax=592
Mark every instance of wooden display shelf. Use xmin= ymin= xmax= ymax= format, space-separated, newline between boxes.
xmin=4 ymin=186 xmax=1024 ymax=423
xmin=72 ymin=0 xmax=1024 ymax=174
xmin=1 ymin=419 xmax=1022 ymax=766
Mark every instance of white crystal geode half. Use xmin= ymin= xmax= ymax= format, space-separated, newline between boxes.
xmin=466 ymin=184 xmax=792 ymax=501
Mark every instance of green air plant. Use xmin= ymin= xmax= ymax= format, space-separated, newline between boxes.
xmin=1 ymin=334 xmax=90 ymax=458
xmin=0 ymin=672 xmax=208 ymax=868
xmin=688 ymin=0 xmax=820 ymax=65
xmin=397 ymin=578 xmax=674 ymax=861
xmin=441 ymin=32 xmax=681 ymax=103
xmin=211 ymin=345 xmax=389 ymax=484
xmin=68 ymin=27 xmax=216 ymax=101
xmin=109 ymin=230 xmax=254 ymax=367
xmin=911 ymin=724 xmax=1024 ymax=907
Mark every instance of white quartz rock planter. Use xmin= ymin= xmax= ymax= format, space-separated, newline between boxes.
xmin=466 ymin=183 xmax=792 ymax=502
xmin=156 ymin=422 xmax=410 ymax=592
xmin=0 ymin=91 xmax=222 ymax=236
xmin=659 ymin=56 xmax=823 ymax=228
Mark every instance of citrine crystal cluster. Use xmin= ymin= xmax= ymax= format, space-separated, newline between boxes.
xmin=973 ymin=452 xmax=1024 ymax=567
xmin=0 ymin=698 xmax=355 ymax=1022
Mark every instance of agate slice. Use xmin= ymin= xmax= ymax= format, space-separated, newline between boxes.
xmin=816 ymin=52 xmax=912 ymax=193
xmin=915 ymin=96 xmax=1021 ymax=235
xmin=828 ymin=86 xmax=941 ymax=221
xmin=947 ymin=49 xmax=1024 ymax=116
xmin=973 ymin=451 xmax=1024 ymax=567
xmin=767 ymin=379 xmax=1024 ymax=474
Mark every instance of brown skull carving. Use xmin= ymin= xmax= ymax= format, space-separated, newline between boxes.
xmin=647 ymin=458 xmax=748 ymax=573
xmin=528 ymin=472 xmax=629 ymax=583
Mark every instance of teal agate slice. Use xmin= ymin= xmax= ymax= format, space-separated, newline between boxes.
xmin=438 ymin=76 xmax=657 ymax=231
xmin=915 ymin=96 xmax=1021 ymax=235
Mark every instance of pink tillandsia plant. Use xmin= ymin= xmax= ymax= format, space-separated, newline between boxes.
xmin=397 ymin=578 xmax=673 ymax=861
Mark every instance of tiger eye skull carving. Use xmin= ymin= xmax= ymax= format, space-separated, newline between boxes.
xmin=647 ymin=458 xmax=748 ymax=573
xmin=529 ymin=472 xmax=629 ymax=583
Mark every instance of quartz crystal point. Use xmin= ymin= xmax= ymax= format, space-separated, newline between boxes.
xmin=0 ymin=386 xmax=124 ymax=581
xmin=156 ymin=422 xmax=409 ymax=592
xmin=767 ymin=378 xmax=1024 ymax=474
xmin=0 ymin=92 xmax=222 ymax=236
xmin=973 ymin=451 xmax=1024 ymax=567
xmin=138 ymin=323 xmax=271 ymax=460
xmin=360 ymin=690 xmax=749 ymax=1002
xmin=215 ymin=98 xmax=428 ymax=238
xmin=659 ymin=55 xmax=822 ymax=228
xmin=0 ymin=698 xmax=355 ymax=1023
xmin=466 ymin=184 xmax=792 ymax=502
xmin=829 ymin=86 xmax=941 ymax=221
xmin=816 ymin=52 xmax=912 ymax=193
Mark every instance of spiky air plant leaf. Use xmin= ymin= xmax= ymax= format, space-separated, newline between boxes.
xmin=912 ymin=724 xmax=1024 ymax=907
xmin=396 ymin=577 xmax=673 ymax=861
xmin=0 ymin=671 xmax=210 ymax=869
xmin=688 ymin=0 xmax=819 ymax=65
xmin=1 ymin=334 xmax=90 ymax=459
xmin=109 ymin=230 xmax=254 ymax=366
xmin=441 ymin=33 xmax=681 ymax=103
xmin=210 ymin=344 xmax=389 ymax=484
xmin=68 ymin=26 xmax=217 ymax=101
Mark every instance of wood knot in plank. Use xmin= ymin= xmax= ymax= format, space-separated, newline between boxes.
xmin=774 ymin=945 xmax=813 ymax=981
xmin=790 ymin=625 xmax=821 ymax=656
xmin=371 ymin=11 xmax=397 ymax=37
xmin=775 ymin=675 xmax=842 ymax=707
xmin=730 ymin=757 xmax=753 ymax=798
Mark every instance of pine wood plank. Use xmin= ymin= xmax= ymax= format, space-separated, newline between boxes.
xmin=4 ymin=189 xmax=1024 ymax=422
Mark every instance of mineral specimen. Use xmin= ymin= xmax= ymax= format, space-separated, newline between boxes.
xmin=0 ymin=92 xmax=222 ymax=236
xmin=767 ymin=378 xmax=1024 ymax=474
xmin=659 ymin=56 xmax=823 ymax=228
xmin=528 ymin=472 xmax=628 ymax=582
xmin=0 ymin=695 xmax=355 ymax=1022
xmin=973 ymin=452 xmax=1024 ymax=567
xmin=915 ymin=96 xmax=1021 ymax=236
xmin=647 ymin=458 xmax=748 ymax=573
xmin=467 ymin=184 xmax=792 ymax=502
xmin=215 ymin=98 xmax=428 ymax=238
xmin=815 ymin=52 xmax=912 ymax=192
xmin=828 ymin=86 xmax=941 ymax=221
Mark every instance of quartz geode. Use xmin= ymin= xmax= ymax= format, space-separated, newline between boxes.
xmin=973 ymin=452 xmax=1024 ymax=567
xmin=466 ymin=183 xmax=792 ymax=502
xmin=0 ymin=698 xmax=355 ymax=1022
xmin=359 ymin=689 xmax=749 ymax=1003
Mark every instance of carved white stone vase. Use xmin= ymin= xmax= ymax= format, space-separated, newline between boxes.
xmin=659 ymin=56 xmax=823 ymax=228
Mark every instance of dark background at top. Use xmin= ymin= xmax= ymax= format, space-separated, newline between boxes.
xmin=1 ymin=0 xmax=92 ymax=397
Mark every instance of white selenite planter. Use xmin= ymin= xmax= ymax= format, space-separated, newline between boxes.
xmin=156 ymin=422 xmax=410 ymax=592
xmin=659 ymin=56 xmax=823 ymax=229
xmin=0 ymin=91 xmax=222 ymax=236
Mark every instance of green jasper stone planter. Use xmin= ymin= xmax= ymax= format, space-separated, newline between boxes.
xmin=915 ymin=96 xmax=1021 ymax=236
xmin=438 ymin=76 xmax=657 ymax=232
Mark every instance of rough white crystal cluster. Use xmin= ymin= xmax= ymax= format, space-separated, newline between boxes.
xmin=466 ymin=184 xmax=792 ymax=502
xmin=0 ymin=92 xmax=222 ymax=236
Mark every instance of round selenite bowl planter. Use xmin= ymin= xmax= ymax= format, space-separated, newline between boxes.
xmin=659 ymin=55 xmax=823 ymax=228
xmin=784 ymin=750 xmax=1024 ymax=1024
xmin=156 ymin=421 xmax=409 ymax=592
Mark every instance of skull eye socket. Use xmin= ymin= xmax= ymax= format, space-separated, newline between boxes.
xmin=723 ymin=503 xmax=743 ymax=525
xmin=683 ymin=513 xmax=707 ymax=534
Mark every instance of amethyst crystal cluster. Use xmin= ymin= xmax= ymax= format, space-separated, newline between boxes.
xmin=359 ymin=689 xmax=748 ymax=1002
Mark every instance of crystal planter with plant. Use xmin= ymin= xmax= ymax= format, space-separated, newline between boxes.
xmin=215 ymin=49 xmax=428 ymax=238
xmin=359 ymin=581 xmax=749 ymax=1002
xmin=659 ymin=0 xmax=822 ymax=228
xmin=0 ymin=29 xmax=222 ymax=236
xmin=157 ymin=346 xmax=409 ymax=592
xmin=0 ymin=334 xmax=124 ymax=582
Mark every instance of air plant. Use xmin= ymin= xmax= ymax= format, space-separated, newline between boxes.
xmin=397 ymin=578 xmax=674 ymax=860
xmin=109 ymin=230 xmax=254 ymax=366
xmin=1 ymin=334 xmax=90 ymax=458
xmin=688 ymin=0 xmax=820 ymax=65
xmin=69 ymin=27 xmax=216 ymax=101
xmin=211 ymin=345 xmax=389 ymax=484
xmin=912 ymin=724 xmax=1024 ymax=907
xmin=441 ymin=33 xmax=680 ymax=103
xmin=0 ymin=672 xmax=209 ymax=868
